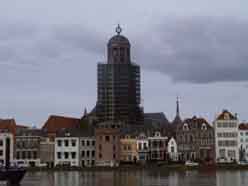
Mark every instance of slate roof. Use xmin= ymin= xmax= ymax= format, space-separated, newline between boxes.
xmin=177 ymin=116 xmax=213 ymax=130
xmin=16 ymin=128 xmax=45 ymax=137
xmin=56 ymin=118 xmax=94 ymax=138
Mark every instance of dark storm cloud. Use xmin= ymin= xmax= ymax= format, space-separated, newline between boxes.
xmin=134 ymin=17 xmax=248 ymax=83
xmin=1 ymin=17 xmax=248 ymax=84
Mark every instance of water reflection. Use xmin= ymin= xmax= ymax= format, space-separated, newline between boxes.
xmin=20 ymin=169 xmax=248 ymax=186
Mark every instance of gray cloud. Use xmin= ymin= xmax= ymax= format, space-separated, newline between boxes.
xmin=134 ymin=17 xmax=248 ymax=83
xmin=1 ymin=17 xmax=248 ymax=85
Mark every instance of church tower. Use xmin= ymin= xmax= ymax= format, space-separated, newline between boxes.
xmin=96 ymin=25 xmax=143 ymax=126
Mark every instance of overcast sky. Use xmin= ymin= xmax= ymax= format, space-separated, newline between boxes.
xmin=1 ymin=0 xmax=248 ymax=127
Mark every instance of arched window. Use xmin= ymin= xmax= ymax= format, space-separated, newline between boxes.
xmin=183 ymin=123 xmax=189 ymax=131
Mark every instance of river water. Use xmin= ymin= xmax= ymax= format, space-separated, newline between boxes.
xmin=20 ymin=170 xmax=248 ymax=186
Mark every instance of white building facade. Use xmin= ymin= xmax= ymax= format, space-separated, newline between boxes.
xmin=55 ymin=135 xmax=80 ymax=167
xmin=136 ymin=133 xmax=149 ymax=162
xmin=0 ymin=131 xmax=14 ymax=166
xmin=214 ymin=110 xmax=239 ymax=163
xmin=167 ymin=137 xmax=178 ymax=162
xmin=238 ymin=123 xmax=248 ymax=163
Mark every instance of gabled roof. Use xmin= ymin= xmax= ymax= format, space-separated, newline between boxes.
xmin=178 ymin=116 xmax=212 ymax=130
xmin=239 ymin=123 xmax=248 ymax=130
xmin=0 ymin=119 xmax=17 ymax=135
xmin=216 ymin=110 xmax=237 ymax=120
xmin=42 ymin=115 xmax=80 ymax=134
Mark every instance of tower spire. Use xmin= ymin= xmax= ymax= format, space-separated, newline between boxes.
xmin=176 ymin=96 xmax=180 ymax=116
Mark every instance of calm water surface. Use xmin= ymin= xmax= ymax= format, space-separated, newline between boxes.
xmin=21 ymin=170 xmax=248 ymax=186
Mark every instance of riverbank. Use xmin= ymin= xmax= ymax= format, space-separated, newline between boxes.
xmin=25 ymin=163 xmax=248 ymax=172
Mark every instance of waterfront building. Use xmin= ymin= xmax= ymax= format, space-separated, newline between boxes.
xmin=214 ymin=110 xmax=239 ymax=163
xmin=54 ymin=128 xmax=80 ymax=167
xmin=42 ymin=115 xmax=80 ymax=141
xmin=167 ymin=137 xmax=178 ymax=162
xmin=148 ymin=131 xmax=168 ymax=161
xmin=96 ymin=25 xmax=143 ymax=126
xmin=238 ymin=123 xmax=248 ymax=163
xmin=78 ymin=119 xmax=95 ymax=167
xmin=176 ymin=116 xmax=215 ymax=162
xmin=120 ymin=134 xmax=138 ymax=163
xmin=95 ymin=121 xmax=121 ymax=167
xmin=0 ymin=130 xmax=14 ymax=166
xmin=136 ymin=133 xmax=149 ymax=163
xmin=15 ymin=128 xmax=44 ymax=167
xmin=40 ymin=135 xmax=55 ymax=168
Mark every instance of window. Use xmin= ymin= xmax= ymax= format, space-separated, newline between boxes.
xmin=22 ymin=151 xmax=26 ymax=159
xmin=171 ymin=146 xmax=175 ymax=153
xmin=33 ymin=151 xmax=37 ymax=159
xmin=92 ymin=140 xmax=95 ymax=146
xmin=105 ymin=136 xmax=110 ymax=142
xmin=99 ymin=153 xmax=102 ymax=159
xmin=113 ymin=145 xmax=116 ymax=151
xmin=219 ymin=149 xmax=225 ymax=158
xmin=138 ymin=143 xmax=142 ymax=150
xmin=57 ymin=152 xmax=61 ymax=159
xmin=0 ymin=140 xmax=3 ymax=146
xmin=86 ymin=151 xmax=90 ymax=158
xmin=71 ymin=140 xmax=76 ymax=147
xmin=81 ymin=151 xmax=85 ymax=158
xmin=92 ymin=151 xmax=95 ymax=157
xmin=113 ymin=153 xmax=116 ymax=159
xmin=64 ymin=140 xmax=69 ymax=147
xmin=0 ymin=151 xmax=3 ymax=156
xmin=71 ymin=152 xmax=76 ymax=159
xmin=87 ymin=140 xmax=90 ymax=146
xmin=241 ymin=132 xmax=244 ymax=136
xmin=81 ymin=140 xmax=85 ymax=146
xmin=57 ymin=140 xmax=62 ymax=147
xmin=64 ymin=152 xmax=69 ymax=159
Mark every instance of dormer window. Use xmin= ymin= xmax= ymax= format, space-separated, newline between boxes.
xmin=183 ymin=123 xmax=189 ymax=131
xmin=201 ymin=123 xmax=207 ymax=130
xmin=155 ymin=132 xmax=161 ymax=137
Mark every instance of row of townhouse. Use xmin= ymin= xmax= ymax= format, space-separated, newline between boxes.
xmin=1 ymin=110 xmax=248 ymax=167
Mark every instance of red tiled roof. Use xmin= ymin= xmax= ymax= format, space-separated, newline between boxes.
xmin=239 ymin=123 xmax=248 ymax=130
xmin=0 ymin=119 xmax=17 ymax=136
xmin=41 ymin=115 xmax=80 ymax=134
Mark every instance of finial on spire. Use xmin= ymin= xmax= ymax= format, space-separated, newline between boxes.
xmin=115 ymin=24 xmax=122 ymax=35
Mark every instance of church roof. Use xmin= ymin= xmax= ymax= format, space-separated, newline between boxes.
xmin=108 ymin=35 xmax=130 ymax=46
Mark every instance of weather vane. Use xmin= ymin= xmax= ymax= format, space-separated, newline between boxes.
xmin=115 ymin=24 xmax=122 ymax=35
